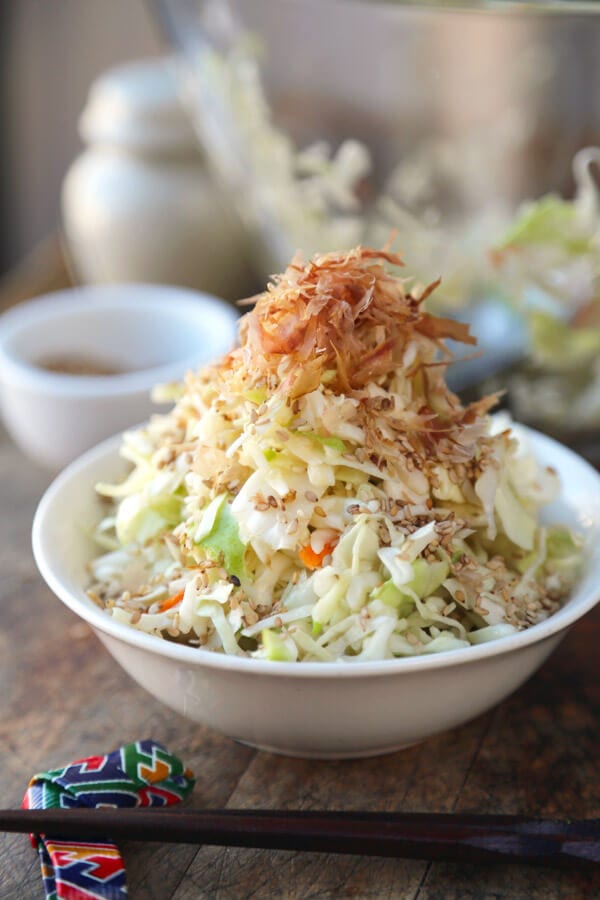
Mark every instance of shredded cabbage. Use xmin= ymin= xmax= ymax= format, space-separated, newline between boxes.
xmin=487 ymin=147 xmax=600 ymax=429
xmin=88 ymin=247 xmax=582 ymax=662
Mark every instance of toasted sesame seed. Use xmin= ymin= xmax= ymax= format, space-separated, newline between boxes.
xmin=305 ymin=490 xmax=318 ymax=503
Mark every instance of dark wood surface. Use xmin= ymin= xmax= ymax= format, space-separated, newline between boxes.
xmin=0 ymin=235 xmax=73 ymax=314
xmin=0 ymin=251 xmax=599 ymax=899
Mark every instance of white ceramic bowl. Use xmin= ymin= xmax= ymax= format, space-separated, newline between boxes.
xmin=0 ymin=284 xmax=238 ymax=470
xmin=32 ymin=425 xmax=600 ymax=759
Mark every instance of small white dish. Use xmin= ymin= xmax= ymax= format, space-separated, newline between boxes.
xmin=32 ymin=424 xmax=600 ymax=759
xmin=0 ymin=284 xmax=238 ymax=470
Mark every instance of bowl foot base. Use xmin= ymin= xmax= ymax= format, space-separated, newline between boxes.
xmin=234 ymin=738 xmax=421 ymax=759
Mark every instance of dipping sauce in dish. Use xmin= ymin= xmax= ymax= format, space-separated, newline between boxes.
xmin=35 ymin=355 xmax=126 ymax=377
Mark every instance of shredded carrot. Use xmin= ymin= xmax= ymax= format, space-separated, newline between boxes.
xmin=158 ymin=590 xmax=184 ymax=613
xmin=299 ymin=541 xmax=336 ymax=570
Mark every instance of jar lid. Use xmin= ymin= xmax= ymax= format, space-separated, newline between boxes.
xmin=79 ymin=57 xmax=199 ymax=153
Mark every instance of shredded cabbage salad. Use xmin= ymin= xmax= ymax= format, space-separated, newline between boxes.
xmin=88 ymin=247 xmax=581 ymax=662
xmin=487 ymin=147 xmax=600 ymax=429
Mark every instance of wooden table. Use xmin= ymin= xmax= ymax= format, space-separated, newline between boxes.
xmin=1 ymin=249 xmax=599 ymax=899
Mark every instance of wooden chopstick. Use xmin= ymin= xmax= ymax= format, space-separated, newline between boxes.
xmin=1 ymin=809 xmax=598 ymax=868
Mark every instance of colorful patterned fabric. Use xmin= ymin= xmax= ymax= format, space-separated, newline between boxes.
xmin=23 ymin=739 xmax=195 ymax=900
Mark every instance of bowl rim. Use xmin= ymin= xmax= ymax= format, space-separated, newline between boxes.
xmin=0 ymin=284 xmax=239 ymax=396
xmin=32 ymin=424 xmax=600 ymax=680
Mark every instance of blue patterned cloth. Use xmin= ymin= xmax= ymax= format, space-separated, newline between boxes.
xmin=23 ymin=739 xmax=195 ymax=899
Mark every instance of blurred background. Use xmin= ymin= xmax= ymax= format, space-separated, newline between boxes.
xmin=0 ymin=0 xmax=159 ymax=274
xmin=2 ymin=0 xmax=600 ymax=456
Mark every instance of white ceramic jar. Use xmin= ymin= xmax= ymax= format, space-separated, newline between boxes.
xmin=62 ymin=58 xmax=251 ymax=300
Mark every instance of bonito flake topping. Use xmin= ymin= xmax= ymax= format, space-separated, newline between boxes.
xmin=89 ymin=247 xmax=581 ymax=662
